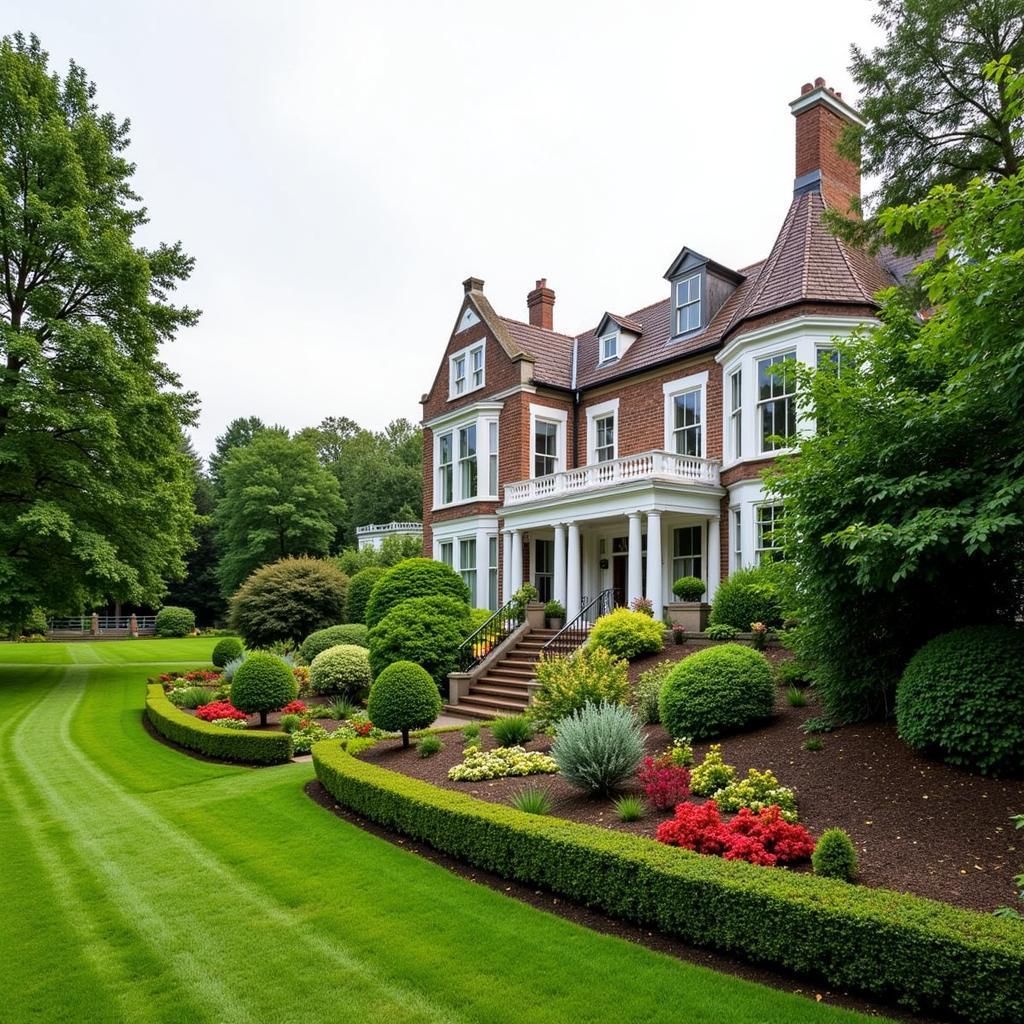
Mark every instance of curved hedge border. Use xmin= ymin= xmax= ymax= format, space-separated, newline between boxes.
xmin=146 ymin=684 xmax=292 ymax=765
xmin=312 ymin=740 xmax=1024 ymax=1024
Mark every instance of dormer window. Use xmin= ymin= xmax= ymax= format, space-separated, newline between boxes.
xmin=449 ymin=342 xmax=484 ymax=399
xmin=599 ymin=331 xmax=618 ymax=364
xmin=674 ymin=274 xmax=701 ymax=335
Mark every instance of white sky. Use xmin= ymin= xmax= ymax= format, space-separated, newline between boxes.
xmin=22 ymin=0 xmax=882 ymax=461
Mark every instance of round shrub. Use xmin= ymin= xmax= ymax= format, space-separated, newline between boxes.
xmin=346 ymin=566 xmax=384 ymax=625
xmin=229 ymin=557 xmax=348 ymax=648
xmin=22 ymin=607 xmax=48 ymax=636
xmin=299 ymin=624 xmax=370 ymax=664
xmin=367 ymin=660 xmax=442 ymax=747
xmin=364 ymin=558 xmax=470 ymax=628
xmin=230 ymin=651 xmax=298 ymax=726
xmin=368 ymin=596 xmax=470 ymax=689
xmin=708 ymin=565 xmax=787 ymax=631
xmin=551 ymin=703 xmax=645 ymax=795
xmin=309 ymin=644 xmax=372 ymax=698
xmin=155 ymin=605 xmax=195 ymax=638
xmin=659 ymin=643 xmax=774 ymax=739
xmin=812 ymin=828 xmax=859 ymax=881
xmin=672 ymin=576 xmax=707 ymax=602
xmin=895 ymin=625 xmax=1024 ymax=776
xmin=704 ymin=623 xmax=740 ymax=641
xmin=212 ymin=636 xmax=244 ymax=668
xmin=589 ymin=608 xmax=665 ymax=660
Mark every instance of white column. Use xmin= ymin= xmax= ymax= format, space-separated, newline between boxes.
xmin=475 ymin=527 xmax=489 ymax=609
xmin=501 ymin=530 xmax=512 ymax=603
xmin=553 ymin=524 xmax=567 ymax=608
xmin=566 ymin=522 xmax=581 ymax=615
xmin=627 ymin=512 xmax=643 ymax=605
xmin=510 ymin=529 xmax=523 ymax=592
xmin=645 ymin=511 xmax=663 ymax=619
xmin=707 ymin=516 xmax=721 ymax=602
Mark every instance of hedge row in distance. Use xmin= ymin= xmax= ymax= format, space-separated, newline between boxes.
xmin=311 ymin=740 xmax=1024 ymax=1024
xmin=145 ymin=684 xmax=292 ymax=765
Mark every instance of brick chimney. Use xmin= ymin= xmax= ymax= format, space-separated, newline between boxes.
xmin=526 ymin=278 xmax=555 ymax=330
xmin=789 ymin=77 xmax=864 ymax=216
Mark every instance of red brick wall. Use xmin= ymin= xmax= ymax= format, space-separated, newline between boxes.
xmin=795 ymin=99 xmax=860 ymax=216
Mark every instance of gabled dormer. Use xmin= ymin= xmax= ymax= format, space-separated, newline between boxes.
xmin=594 ymin=312 xmax=642 ymax=366
xmin=663 ymin=247 xmax=745 ymax=340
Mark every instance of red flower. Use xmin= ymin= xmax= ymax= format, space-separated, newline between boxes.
xmin=636 ymin=757 xmax=691 ymax=809
xmin=281 ymin=700 xmax=308 ymax=715
xmin=353 ymin=719 xmax=373 ymax=737
xmin=195 ymin=701 xmax=247 ymax=722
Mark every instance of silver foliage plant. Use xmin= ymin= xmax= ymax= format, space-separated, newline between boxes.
xmin=551 ymin=702 xmax=645 ymax=796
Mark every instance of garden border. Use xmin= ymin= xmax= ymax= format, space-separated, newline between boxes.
xmin=312 ymin=738 xmax=1024 ymax=1024
xmin=145 ymin=683 xmax=293 ymax=765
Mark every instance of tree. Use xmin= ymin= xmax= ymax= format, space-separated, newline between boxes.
xmin=0 ymin=34 xmax=198 ymax=624
xmin=208 ymin=416 xmax=266 ymax=495
xmin=768 ymin=114 xmax=1024 ymax=721
xmin=215 ymin=432 xmax=345 ymax=596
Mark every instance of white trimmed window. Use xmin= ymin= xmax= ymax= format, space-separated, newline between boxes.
xmin=488 ymin=420 xmax=498 ymax=497
xmin=757 ymin=352 xmax=797 ymax=452
xmin=439 ymin=540 xmax=453 ymax=567
xmin=672 ymin=526 xmax=703 ymax=581
xmin=673 ymin=274 xmax=701 ymax=335
xmin=534 ymin=421 xmax=559 ymax=477
xmin=731 ymin=507 xmax=742 ymax=571
xmin=449 ymin=342 xmax=485 ymax=399
xmin=458 ymin=424 xmax=477 ymax=499
xmin=432 ymin=413 xmax=498 ymax=508
xmin=816 ymin=345 xmax=842 ymax=373
xmin=672 ymin=389 xmax=702 ymax=456
xmin=729 ymin=368 xmax=742 ymax=460
xmin=595 ymin=415 xmax=615 ymax=462
xmin=755 ymin=504 xmax=784 ymax=564
xmin=599 ymin=331 xmax=618 ymax=364
xmin=437 ymin=432 xmax=454 ymax=504
xmin=488 ymin=536 xmax=498 ymax=610
xmin=459 ymin=538 xmax=477 ymax=596
xmin=534 ymin=539 xmax=554 ymax=603
xmin=471 ymin=345 xmax=484 ymax=389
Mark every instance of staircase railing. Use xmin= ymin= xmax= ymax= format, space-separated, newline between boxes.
xmin=542 ymin=588 xmax=616 ymax=659
xmin=456 ymin=597 xmax=524 ymax=673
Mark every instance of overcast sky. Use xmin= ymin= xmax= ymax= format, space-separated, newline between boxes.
xmin=22 ymin=1 xmax=883 ymax=461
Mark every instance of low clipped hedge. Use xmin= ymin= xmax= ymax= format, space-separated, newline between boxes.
xmin=312 ymin=740 xmax=1024 ymax=1024
xmin=145 ymin=684 xmax=292 ymax=765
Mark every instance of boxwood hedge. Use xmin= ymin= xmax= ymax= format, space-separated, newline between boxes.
xmin=312 ymin=739 xmax=1024 ymax=1024
xmin=145 ymin=684 xmax=292 ymax=765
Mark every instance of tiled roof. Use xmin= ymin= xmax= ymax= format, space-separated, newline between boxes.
xmin=499 ymin=317 xmax=576 ymax=387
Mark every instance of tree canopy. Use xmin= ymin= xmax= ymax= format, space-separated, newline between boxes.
xmin=0 ymin=33 xmax=198 ymax=626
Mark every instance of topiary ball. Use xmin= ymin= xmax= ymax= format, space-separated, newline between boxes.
xmin=672 ymin=576 xmax=707 ymax=602
xmin=230 ymin=651 xmax=298 ymax=726
xmin=346 ymin=566 xmax=385 ymax=625
xmin=155 ymin=605 xmax=196 ymax=638
xmin=659 ymin=643 xmax=774 ymax=739
xmin=299 ymin=624 xmax=369 ymax=664
xmin=364 ymin=558 xmax=470 ymax=628
xmin=309 ymin=644 xmax=372 ymax=698
xmin=895 ymin=625 xmax=1024 ymax=776
xmin=367 ymin=660 xmax=442 ymax=747
xmin=588 ymin=608 xmax=665 ymax=660
xmin=812 ymin=828 xmax=859 ymax=881
xmin=367 ymin=595 xmax=470 ymax=688
xmin=212 ymin=636 xmax=244 ymax=669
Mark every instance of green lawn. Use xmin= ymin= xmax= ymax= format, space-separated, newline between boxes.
xmin=0 ymin=639 xmax=893 ymax=1024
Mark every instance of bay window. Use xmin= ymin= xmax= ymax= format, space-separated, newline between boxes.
xmin=488 ymin=421 xmax=498 ymax=497
xmin=459 ymin=538 xmax=477 ymax=596
xmin=488 ymin=536 xmax=498 ymax=610
xmin=458 ymin=424 xmax=477 ymax=498
xmin=729 ymin=368 xmax=742 ymax=459
xmin=755 ymin=504 xmax=784 ymax=564
xmin=437 ymin=432 xmax=453 ymax=504
xmin=757 ymin=352 xmax=797 ymax=451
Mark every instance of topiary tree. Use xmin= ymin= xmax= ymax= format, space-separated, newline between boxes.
xmin=309 ymin=644 xmax=372 ymax=698
xmin=155 ymin=606 xmax=196 ymax=638
xmin=895 ymin=626 xmax=1024 ymax=776
xmin=367 ymin=660 xmax=442 ymax=747
xmin=364 ymin=558 xmax=469 ymax=628
xmin=812 ymin=828 xmax=859 ymax=882
xmin=299 ymin=623 xmax=369 ymax=663
xmin=228 ymin=557 xmax=348 ymax=648
xmin=672 ymin=576 xmax=707 ymax=602
xmin=230 ymin=651 xmax=298 ymax=726
xmin=708 ymin=565 xmax=788 ymax=631
xmin=588 ymin=608 xmax=664 ymax=660
xmin=368 ymin=596 xmax=470 ymax=689
xmin=345 ymin=566 xmax=385 ymax=625
xmin=660 ymin=643 xmax=774 ymax=740
xmin=211 ymin=636 xmax=243 ymax=669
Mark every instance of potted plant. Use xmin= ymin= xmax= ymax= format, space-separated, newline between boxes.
xmin=667 ymin=576 xmax=710 ymax=632
xmin=543 ymin=599 xmax=566 ymax=630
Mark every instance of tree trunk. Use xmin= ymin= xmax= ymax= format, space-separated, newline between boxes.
xmin=260 ymin=710 xmax=268 ymax=727
xmin=401 ymin=727 xmax=410 ymax=748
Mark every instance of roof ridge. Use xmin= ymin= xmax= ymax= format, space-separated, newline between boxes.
xmin=497 ymin=314 xmax=577 ymax=341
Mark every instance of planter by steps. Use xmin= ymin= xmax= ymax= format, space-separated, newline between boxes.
xmin=667 ymin=602 xmax=710 ymax=632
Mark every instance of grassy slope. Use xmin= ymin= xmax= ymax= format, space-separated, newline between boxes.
xmin=0 ymin=640 xmax=892 ymax=1024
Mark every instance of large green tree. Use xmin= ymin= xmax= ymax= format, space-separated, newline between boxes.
xmin=215 ymin=430 xmax=345 ymax=596
xmin=208 ymin=415 xmax=266 ymax=495
xmin=0 ymin=33 xmax=198 ymax=624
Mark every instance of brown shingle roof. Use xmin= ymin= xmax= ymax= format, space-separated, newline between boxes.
xmin=499 ymin=317 xmax=576 ymax=387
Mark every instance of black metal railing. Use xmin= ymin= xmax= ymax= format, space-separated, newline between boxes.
xmin=456 ymin=598 xmax=524 ymax=672
xmin=542 ymin=588 xmax=615 ymax=659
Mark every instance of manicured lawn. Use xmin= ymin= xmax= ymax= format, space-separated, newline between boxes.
xmin=0 ymin=640 xmax=893 ymax=1024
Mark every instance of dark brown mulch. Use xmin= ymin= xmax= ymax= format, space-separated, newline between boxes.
xmin=358 ymin=643 xmax=1024 ymax=913
xmin=305 ymin=779 xmax=937 ymax=1024
xmin=178 ymin=695 xmax=351 ymax=733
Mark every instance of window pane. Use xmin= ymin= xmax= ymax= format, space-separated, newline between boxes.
xmin=459 ymin=425 xmax=476 ymax=459
xmin=534 ymin=420 xmax=558 ymax=476
xmin=439 ymin=541 xmax=453 ymax=566
xmin=673 ymin=390 xmax=702 ymax=456
xmin=730 ymin=370 xmax=742 ymax=411
xmin=488 ymin=421 xmax=498 ymax=495
xmin=671 ymin=526 xmax=702 ymax=581
xmin=534 ymin=539 xmax=554 ymax=603
xmin=756 ymin=505 xmax=784 ymax=564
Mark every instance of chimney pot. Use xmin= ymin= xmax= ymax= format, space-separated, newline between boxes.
xmin=526 ymin=279 xmax=555 ymax=331
xmin=801 ymin=82 xmax=813 ymax=95
xmin=814 ymin=76 xmax=826 ymax=88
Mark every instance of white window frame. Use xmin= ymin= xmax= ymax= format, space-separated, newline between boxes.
xmin=432 ymin=519 xmax=499 ymax=610
xmin=488 ymin=420 xmax=499 ymax=498
xmin=488 ymin=535 xmax=498 ymax=610
xmin=729 ymin=368 xmax=743 ymax=461
xmin=671 ymin=524 xmax=703 ymax=583
xmin=756 ymin=351 xmax=797 ymax=454
xmin=431 ymin=410 xmax=499 ymax=510
xmin=731 ymin=507 xmax=742 ymax=571
xmin=438 ymin=540 xmax=453 ymax=567
xmin=663 ymin=371 xmax=708 ymax=459
xmin=437 ymin=431 xmax=454 ymax=505
xmin=458 ymin=423 xmax=477 ymax=500
xmin=673 ymin=273 xmax=702 ymax=336
xmin=448 ymin=341 xmax=485 ymax=400
xmin=529 ymin=404 xmax=568 ymax=479
xmin=598 ymin=331 xmax=619 ymax=364
xmin=585 ymin=398 xmax=619 ymax=465
xmin=459 ymin=537 xmax=477 ymax=597
xmin=755 ymin=503 xmax=784 ymax=564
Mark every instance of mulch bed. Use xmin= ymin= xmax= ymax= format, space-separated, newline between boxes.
xmin=358 ymin=642 xmax=1024 ymax=914
xmin=179 ymin=697 xmax=351 ymax=734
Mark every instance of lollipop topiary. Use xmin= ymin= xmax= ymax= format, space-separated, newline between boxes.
xmin=366 ymin=660 xmax=442 ymax=747
xmin=230 ymin=651 xmax=298 ymax=726
xmin=212 ymin=636 xmax=244 ymax=669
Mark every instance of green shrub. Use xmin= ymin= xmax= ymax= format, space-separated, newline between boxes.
xmin=776 ymin=658 xmax=814 ymax=688
xmin=309 ymin=644 xmax=372 ymax=698
xmin=212 ymin=636 xmax=243 ymax=668
xmin=690 ymin=744 xmax=737 ymax=796
xmin=510 ymin=786 xmax=552 ymax=815
xmin=551 ymin=703 xmax=645 ymax=796
xmin=896 ymin=626 xmax=1024 ymax=776
xmin=312 ymin=741 xmax=1024 ymax=1024
xmin=614 ymin=794 xmax=646 ymax=822
xmin=168 ymin=686 xmax=214 ymax=710
xmin=299 ymin=624 xmax=369 ymax=664
xmin=346 ymin=566 xmax=385 ymax=625
xmin=529 ymin=647 xmax=629 ymax=728
xmin=660 ymin=644 xmax=774 ymax=739
xmin=803 ymin=737 xmax=824 ymax=752
xmin=462 ymin=722 xmax=481 ymax=744
xmin=813 ymin=828 xmax=859 ymax=882
xmin=22 ymin=607 xmax=48 ymax=636
xmin=468 ymin=607 xmax=492 ymax=632
xmin=366 ymin=660 xmax=442 ymax=747
xmin=704 ymin=623 xmax=740 ymax=640
xmin=328 ymin=697 xmax=358 ymax=721
xmin=708 ymin=564 xmax=791 ymax=631
xmin=290 ymin=720 xmax=329 ymax=755
xmin=367 ymin=596 xmax=470 ymax=688
xmin=672 ymin=576 xmax=706 ymax=602
xmin=281 ymin=713 xmax=302 ymax=733
xmin=491 ymin=715 xmax=533 ymax=747
xmin=364 ymin=557 xmax=469 ymax=628
xmin=230 ymin=652 xmax=298 ymax=726
xmin=589 ymin=608 xmax=665 ymax=660
xmin=543 ymin=600 xmax=566 ymax=619
xmin=229 ymin=557 xmax=348 ymax=647
xmin=155 ymin=605 xmax=195 ymax=638
xmin=417 ymin=734 xmax=442 ymax=758
xmin=787 ymin=685 xmax=808 ymax=707
xmin=146 ymin=685 xmax=291 ymax=764
xmin=633 ymin=660 xmax=674 ymax=725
